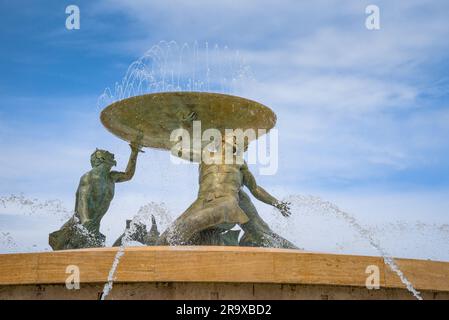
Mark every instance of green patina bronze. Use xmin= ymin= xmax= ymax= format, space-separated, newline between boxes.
xmin=49 ymin=92 xmax=296 ymax=250
xmin=49 ymin=143 xmax=142 ymax=251
xmin=102 ymin=92 xmax=296 ymax=249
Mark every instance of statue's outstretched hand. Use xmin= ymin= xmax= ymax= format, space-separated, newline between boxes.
xmin=274 ymin=200 xmax=292 ymax=217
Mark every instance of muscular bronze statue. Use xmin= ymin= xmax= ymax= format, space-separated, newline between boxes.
xmin=101 ymin=92 xmax=299 ymax=249
xmin=49 ymin=143 xmax=141 ymax=250
xmin=157 ymin=143 xmax=296 ymax=249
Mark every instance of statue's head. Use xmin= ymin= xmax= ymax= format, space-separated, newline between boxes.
xmin=90 ymin=149 xmax=117 ymax=168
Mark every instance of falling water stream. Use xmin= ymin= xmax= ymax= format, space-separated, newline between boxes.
xmin=284 ymin=195 xmax=423 ymax=300
xmin=101 ymin=202 xmax=170 ymax=300
xmin=98 ymin=196 xmax=427 ymax=300
xmin=98 ymin=41 xmax=254 ymax=299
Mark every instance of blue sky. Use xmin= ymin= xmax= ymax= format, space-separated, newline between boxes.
xmin=1 ymin=1 xmax=449 ymax=257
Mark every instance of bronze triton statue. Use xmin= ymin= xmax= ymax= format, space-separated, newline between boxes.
xmin=100 ymin=92 xmax=298 ymax=249
xmin=157 ymin=140 xmax=295 ymax=248
xmin=49 ymin=140 xmax=142 ymax=251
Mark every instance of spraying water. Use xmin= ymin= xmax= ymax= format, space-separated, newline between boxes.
xmin=0 ymin=194 xmax=72 ymax=221
xmin=367 ymin=221 xmax=449 ymax=261
xmin=98 ymin=43 xmax=250 ymax=299
xmin=284 ymin=194 xmax=423 ymax=300
xmin=97 ymin=41 xmax=254 ymax=108
xmin=0 ymin=231 xmax=16 ymax=249
xmin=101 ymin=202 xmax=170 ymax=300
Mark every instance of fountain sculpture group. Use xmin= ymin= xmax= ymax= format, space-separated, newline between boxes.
xmin=49 ymin=92 xmax=296 ymax=250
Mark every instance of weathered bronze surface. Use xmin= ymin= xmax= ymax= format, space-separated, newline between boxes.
xmin=101 ymin=92 xmax=295 ymax=249
xmin=157 ymin=154 xmax=296 ymax=248
xmin=49 ymin=144 xmax=141 ymax=250
xmin=100 ymin=92 xmax=276 ymax=152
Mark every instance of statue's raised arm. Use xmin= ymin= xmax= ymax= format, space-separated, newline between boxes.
xmin=111 ymin=131 xmax=144 ymax=183
xmin=110 ymin=143 xmax=141 ymax=183
xmin=49 ymin=140 xmax=143 ymax=251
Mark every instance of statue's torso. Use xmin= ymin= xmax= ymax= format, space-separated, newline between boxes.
xmin=198 ymin=163 xmax=243 ymax=199
xmin=89 ymin=171 xmax=115 ymax=201
xmin=76 ymin=169 xmax=115 ymax=228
